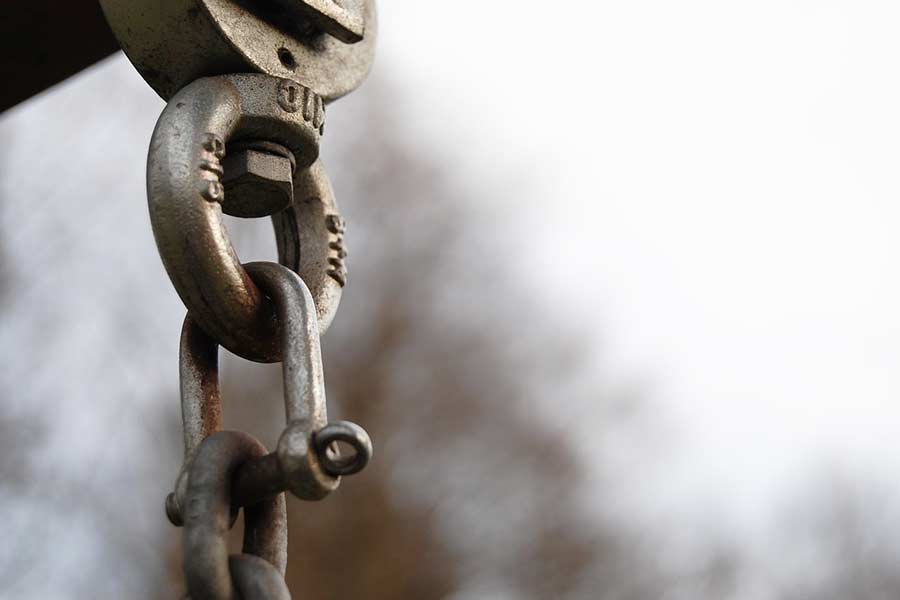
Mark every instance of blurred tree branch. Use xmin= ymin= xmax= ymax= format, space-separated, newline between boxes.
xmin=215 ymin=79 xmax=647 ymax=600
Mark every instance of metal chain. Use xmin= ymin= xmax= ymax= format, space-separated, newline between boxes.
xmin=157 ymin=193 xmax=372 ymax=599
xmin=147 ymin=74 xmax=343 ymax=362
xmin=182 ymin=430 xmax=290 ymax=600
xmin=98 ymin=1 xmax=379 ymax=596
xmin=167 ymin=263 xmax=372 ymax=526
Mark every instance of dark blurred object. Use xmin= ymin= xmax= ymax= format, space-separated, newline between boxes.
xmin=0 ymin=2 xmax=118 ymax=112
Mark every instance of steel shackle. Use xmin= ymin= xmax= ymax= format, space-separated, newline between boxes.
xmin=148 ymin=74 xmax=347 ymax=363
xmin=168 ymin=262 xmax=372 ymax=526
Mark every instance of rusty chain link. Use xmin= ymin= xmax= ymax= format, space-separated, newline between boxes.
xmin=182 ymin=430 xmax=290 ymax=600
xmin=99 ymin=1 xmax=378 ymax=596
xmin=167 ymin=263 xmax=372 ymax=526
xmin=166 ymin=264 xmax=373 ymax=598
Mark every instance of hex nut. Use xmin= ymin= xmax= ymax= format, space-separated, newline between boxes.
xmin=221 ymin=148 xmax=294 ymax=218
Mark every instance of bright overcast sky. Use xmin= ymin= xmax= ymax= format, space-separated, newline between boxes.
xmin=5 ymin=3 xmax=900 ymax=595
xmin=5 ymin=0 xmax=900 ymax=547
xmin=375 ymin=0 xmax=900 ymax=528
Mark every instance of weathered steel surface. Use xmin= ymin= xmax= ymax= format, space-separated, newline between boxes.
xmin=147 ymin=74 xmax=345 ymax=362
xmin=272 ymin=0 xmax=365 ymax=43
xmin=182 ymin=430 xmax=290 ymax=600
xmin=221 ymin=141 xmax=296 ymax=218
xmin=100 ymin=2 xmax=378 ymax=596
xmin=99 ymin=0 xmax=376 ymax=102
xmin=246 ymin=262 xmax=371 ymax=491
xmin=167 ymin=264 xmax=371 ymax=528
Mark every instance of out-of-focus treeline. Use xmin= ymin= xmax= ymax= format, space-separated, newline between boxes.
xmin=214 ymin=83 xmax=645 ymax=600
xmin=170 ymin=81 xmax=900 ymax=599
xmin=2 ymin=60 xmax=900 ymax=599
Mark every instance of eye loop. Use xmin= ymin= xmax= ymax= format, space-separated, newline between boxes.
xmin=315 ymin=421 xmax=374 ymax=476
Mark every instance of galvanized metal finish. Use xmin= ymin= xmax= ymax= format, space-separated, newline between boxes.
xmin=101 ymin=1 xmax=379 ymax=595
xmin=229 ymin=555 xmax=291 ymax=600
xmin=275 ymin=0 xmax=365 ymax=44
xmin=182 ymin=430 xmax=289 ymax=600
xmin=99 ymin=0 xmax=376 ymax=102
xmin=315 ymin=421 xmax=372 ymax=476
xmin=273 ymin=160 xmax=349 ymax=291
xmin=248 ymin=262 xmax=370 ymax=497
xmin=147 ymin=74 xmax=345 ymax=362
xmin=168 ymin=263 xmax=372 ymax=527
xmin=221 ymin=142 xmax=296 ymax=218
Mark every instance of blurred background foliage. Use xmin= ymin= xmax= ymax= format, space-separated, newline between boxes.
xmin=2 ymin=56 xmax=900 ymax=600
xmin=214 ymin=81 xmax=644 ymax=600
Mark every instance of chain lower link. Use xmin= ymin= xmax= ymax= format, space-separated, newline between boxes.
xmin=182 ymin=430 xmax=290 ymax=600
xmin=168 ymin=263 xmax=373 ymax=598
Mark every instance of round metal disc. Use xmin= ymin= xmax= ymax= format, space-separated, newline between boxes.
xmin=202 ymin=0 xmax=377 ymax=102
xmin=100 ymin=0 xmax=376 ymax=102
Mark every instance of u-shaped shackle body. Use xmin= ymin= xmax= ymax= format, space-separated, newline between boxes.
xmin=168 ymin=262 xmax=372 ymax=526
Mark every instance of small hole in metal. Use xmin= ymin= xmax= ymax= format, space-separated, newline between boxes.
xmin=277 ymin=47 xmax=296 ymax=70
xmin=315 ymin=421 xmax=372 ymax=476
xmin=327 ymin=440 xmax=357 ymax=461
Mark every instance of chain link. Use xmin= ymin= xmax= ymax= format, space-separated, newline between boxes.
xmin=182 ymin=431 xmax=289 ymax=600
xmin=167 ymin=264 xmax=372 ymax=597
xmin=101 ymin=1 xmax=380 ymax=594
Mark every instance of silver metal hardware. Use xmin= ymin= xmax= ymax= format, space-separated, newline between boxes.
xmin=100 ymin=1 xmax=378 ymax=595
xmin=147 ymin=74 xmax=344 ymax=362
xmin=181 ymin=430 xmax=290 ymax=600
xmin=99 ymin=0 xmax=376 ymax=102
xmin=167 ymin=263 xmax=372 ymax=527
xmin=221 ymin=141 xmax=297 ymax=218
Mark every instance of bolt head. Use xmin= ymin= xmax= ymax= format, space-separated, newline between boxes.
xmin=221 ymin=149 xmax=294 ymax=218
